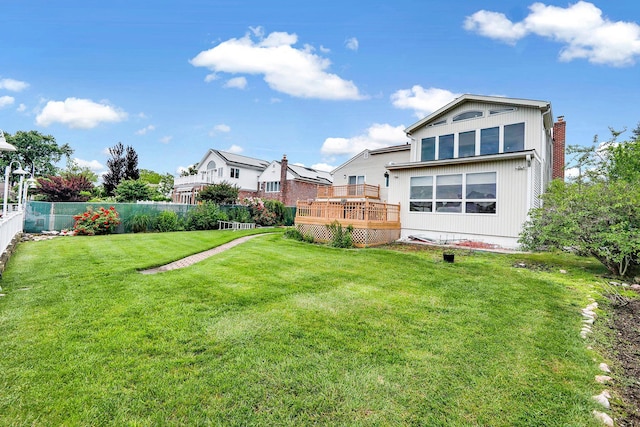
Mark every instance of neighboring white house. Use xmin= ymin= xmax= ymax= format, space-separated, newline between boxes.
xmin=385 ymin=94 xmax=565 ymax=249
xmin=331 ymin=144 xmax=411 ymax=202
xmin=173 ymin=150 xmax=270 ymax=204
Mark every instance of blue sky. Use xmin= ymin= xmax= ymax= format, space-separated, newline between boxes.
xmin=1 ymin=0 xmax=639 ymax=178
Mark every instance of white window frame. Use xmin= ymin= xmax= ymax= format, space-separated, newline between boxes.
xmin=409 ymin=172 xmax=497 ymax=215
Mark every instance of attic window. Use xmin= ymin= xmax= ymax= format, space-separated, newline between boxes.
xmin=428 ymin=119 xmax=447 ymax=127
xmin=489 ymin=107 xmax=517 ymax=115
xmin=452 ymin=111 xmax=483 ymax=122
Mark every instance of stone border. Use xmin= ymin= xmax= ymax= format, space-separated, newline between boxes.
xmin=139 ymin=234 xmax=264 ymax=275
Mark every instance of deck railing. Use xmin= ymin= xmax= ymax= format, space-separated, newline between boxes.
xmin=316 ymin=184 xmax=380 ymax=199
xmin=295 ymin=200 xmax=400 ymax=228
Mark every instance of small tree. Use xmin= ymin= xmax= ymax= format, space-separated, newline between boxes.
xmin=115 ymin=179 xmax=152 ymax=202
xmin=103 ymin=142 xmax=140 ymax=196
xmin=198 ymin=182 xmax=239 ymax=204
xmin=180 ymin=164 xmax=198 ymax=177
xmin=34 ymin=175 xmax=94 ymax=202
xmin=520 ymin=180 xmax=639 ymax=277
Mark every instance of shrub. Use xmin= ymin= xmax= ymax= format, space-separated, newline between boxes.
xmin=115 ymin=179 xmax=152 ymax=202
xmin=185 ymin=202 xmax=228 ymax=230
xmin=198 ymin=182 xmax=239 ymax=204
xmin=520 ymin=180 xmax=640 ymax=277
xmin=155 ymin=211 xmax=182 ymax=232
xmin=326 ymin=221 xmax=354 ymax=248
xmin=126 ymin=213 xmax=154 ymax=233
xmin=283 ymin=227 xmax=315 ymax=243
xmin=243 ymin=197 xmax=285 ymax=226
xmin=226 ymin=206 xmax=252 ymax=223
xmin=73 ymin=206 xmax=120 ymax=236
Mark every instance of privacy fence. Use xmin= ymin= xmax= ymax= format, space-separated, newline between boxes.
xmin=24 ymin=201 xmax=295 ymax=234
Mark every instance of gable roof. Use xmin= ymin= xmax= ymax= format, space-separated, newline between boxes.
xmin=405 ymin=94 xmax=552 ymax=135
xmin=332 ymin=143 xmax=411 ymax=174
xmin=198 ymin=149 xmax=270 ymax=170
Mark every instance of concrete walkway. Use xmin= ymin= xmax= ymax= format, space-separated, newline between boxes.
xmin=139 ymin=234 xmax=264 ymax=275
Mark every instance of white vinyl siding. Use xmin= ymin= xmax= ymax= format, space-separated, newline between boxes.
xmin=390 ymin=158 xmax=529 ymax=239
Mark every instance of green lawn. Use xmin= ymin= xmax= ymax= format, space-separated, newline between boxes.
xmin=0 ymin=230 xmax=611 ymax=426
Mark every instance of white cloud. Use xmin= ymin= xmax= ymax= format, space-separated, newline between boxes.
xmin=390 ymin=86 xmax=460 ymax=118
xmin=159 ymin=136 xmax=173 ymax=144
xmin=36 ymin=97 xmax=127 ymax=129
xmin=224 ymin=76 xmax=248 ymax=89
xmin=464 ymin=1 xmax=640 ymax=66
xmin=345 ymin=37 xmax=359 ymax=51
xmin=0 ymin=96 xmax=15 ymax=108
xmin=204 ymin=73 xmax=218 ymax=83
xmin=190 ymin=28 xmax=364 ymax=100
xmin=320 ymin=123 xmax=406 ymax=156
xmin=135 ymin=124 xmax=156 ymax=135
xmin=74 ymin=158 xmax=105 ymax=173
xmin=17 ymin=103 xmax=27 ymax=112
xmin=311 ymin=162 xmax=335 ymax=172
xmin=209 ymin=123 xmax=231 ymax=136
xmin=0 ymin=78 xmax=29 ymax=92
xmin=226 ymin=144 xmax=243 ymax=153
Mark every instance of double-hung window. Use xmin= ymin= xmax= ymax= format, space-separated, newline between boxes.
xmin=435 ymin=174 xmax=462 ymax=212
xmin=230 ymin=167 xmax=240 ymax=178
xmin=465 ymin=172 xmax=496 ymax=214
xmin=409 ymin=176 xmax=433 ymax=212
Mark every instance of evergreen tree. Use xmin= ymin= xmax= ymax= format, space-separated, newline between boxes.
xmin=102 ymin=142 xmax=140 ymax=196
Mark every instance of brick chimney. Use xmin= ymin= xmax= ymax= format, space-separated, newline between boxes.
xmin=280 ymin=154 xmax=288 ymax=204
xmin=552 ymin=116 xmax=566 ymax=180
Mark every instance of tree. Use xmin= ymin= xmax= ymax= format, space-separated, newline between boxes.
xmin=34 ymin=175 xmax=94 ymax=202
xmin=103 ymin=142 xmax=139 ymax=196
xmin=125 ymin=146 xmax=139 ymax=181
xmin=0 ymin=130 xmax=73 ymax=176
xmin=520 ymin=180 xmax=639 ymax=277
xmin=63 ymin=158 xmax=98 ymax=183
xmin=180 ymin=164 xmax=198 ymax=177
xmin=197 ymin=182 xmax=239 ymax=204
xmin=115 ymin=179 xmax=152 ymax=202
xmin=605 ymin=138 xmax=640 ymax=183
xmin=521 ymin=126 xmax=640 ymax=277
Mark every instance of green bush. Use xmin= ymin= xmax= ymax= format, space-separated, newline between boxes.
xmin=126 ymin=213 xmax=154 ymax=233
xmin=198 ymin=182 xmax=239 ymax=204
xmin=155 ymin=211 xmax=182 ymax=232
xmin=283 ymin=227 xmax=315 ymax=244
xmin=185 ymin=202 xmax=228 ymax=230
xmin=226 ymin=206 xmax=252 ymax=223
xmin=326 ymin=221 xmax=354 ymax=248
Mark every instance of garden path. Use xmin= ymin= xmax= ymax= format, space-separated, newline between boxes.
xmin=139 ymin=234 xmax=264 ymax=275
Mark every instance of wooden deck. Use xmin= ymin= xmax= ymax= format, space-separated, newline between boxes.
xmin=295 ymin=200 xmax=400 ymax=229
xmin=315 ymin=184 xmax=380 ymax=199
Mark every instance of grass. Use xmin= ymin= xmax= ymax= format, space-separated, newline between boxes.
xmin=0 ymin=230 xmax=612 ymax=426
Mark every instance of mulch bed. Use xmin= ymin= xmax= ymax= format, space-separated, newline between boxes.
xmin=612 ymin=298 xmax=640 ymax=426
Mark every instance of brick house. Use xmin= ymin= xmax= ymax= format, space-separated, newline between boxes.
xmin=257 ymin=155 xmax=332 ymax=206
